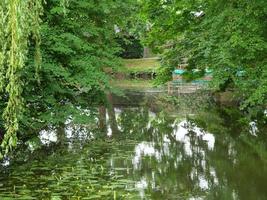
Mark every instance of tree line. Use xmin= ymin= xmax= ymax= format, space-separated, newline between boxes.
xmin=0 ymin=0 xmax=266 ymax=157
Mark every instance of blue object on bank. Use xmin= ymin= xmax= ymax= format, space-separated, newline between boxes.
xmin=173 ymin=69 xmax=185 ymax=75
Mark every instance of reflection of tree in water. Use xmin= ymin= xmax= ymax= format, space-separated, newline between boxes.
xmin=98 ymin=95 xmax=152 ymax=139
xmin=98 ymin=92 xmax=119 ymax=136
xmin=123 ymin=106 xmax=267 ymax=199
xmin=3 ymin=103 xmax=266 ymax=199
xmin=98 ymin=105 xmax=106 ymax=132
xmin=8 ymin=102 xmax=266 ymax=199
xmin=106 ymin=93 xmax=119 ymax=134
xmin=118 ymin=107 xmax=150 ymax=138
xmin=133 ymin=120 xmax=217 ymax=198
xmin=190 ymin=106 xmax=267 ymax=199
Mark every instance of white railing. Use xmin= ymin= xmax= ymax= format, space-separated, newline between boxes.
xmin=167 ymin=81 xmax=204 ymax=95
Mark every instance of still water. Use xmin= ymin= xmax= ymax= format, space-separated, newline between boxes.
xmin=0 ymin=95 xmax=267 ymax=200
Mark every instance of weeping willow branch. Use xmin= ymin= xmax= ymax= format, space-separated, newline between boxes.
xmin=0 ymin=2 xmax=6 ymax=93
xmin=1 ymin=0 xmax=28 ymax=156
xmin=30 ymin=0 xmax=43 ymax=82
xmin=0 ymin=0 xmax=69 ymax=158
xmin=0 ymin=0 xmax=71 ymax=158
xmin=0 ymin=0 xmax=43 ymax=157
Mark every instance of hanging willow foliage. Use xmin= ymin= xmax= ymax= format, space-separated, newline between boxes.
xmin=0 ymin=0 xmax=69 ymax=158
xmin=0 ymin=1 xmax=6 ymax=93
xmin=0 ymin=0 xmax=44 ymax=157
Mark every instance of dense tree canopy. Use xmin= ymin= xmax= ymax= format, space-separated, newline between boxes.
xmin=0 ymin=0 xmax=266 ymax=157
xmin=141 ymin=0 xmax=267 ymax=108
xmin=0 ymin=0 xmax=137 ymax=157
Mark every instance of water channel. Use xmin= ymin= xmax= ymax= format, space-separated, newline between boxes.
xmin=0 ymin=92 xmax=266 ymax=200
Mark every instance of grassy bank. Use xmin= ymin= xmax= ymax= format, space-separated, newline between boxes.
xmin=118 ymin=58 xmax=160 ymax=73
xmin=111 ymin=58 xmax=160 ymax=90
xmin=111 ymin=79 xmax=154 ymax=90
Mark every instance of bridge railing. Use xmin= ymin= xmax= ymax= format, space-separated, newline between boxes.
xmin=167 ymin=81 xmax=208 ymax=95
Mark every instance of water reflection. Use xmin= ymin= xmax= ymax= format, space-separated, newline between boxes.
xmin=109 ymin=106 xmax=267 ymax=200
xmin=249 ymin=121 xmax=258 ymax=136
xmin=125 ymin=111 xmax=220 ymax=199
xmin=0 ymin=104 xmax=267 ymax=199
xmin=39 ymin=127 xmax=58 ymax=145
xmin=173 ymin=120 xmax=215 ymax=151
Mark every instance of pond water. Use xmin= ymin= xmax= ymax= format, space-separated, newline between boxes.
xmin=0 ymin=94 xmax=267 ymax=200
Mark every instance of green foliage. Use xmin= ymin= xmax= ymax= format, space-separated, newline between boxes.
xmin=114 ymin=1 xmax=148 ymax=59
xmin=0 ymin=0 xmax=138 ymax=156
xmin=140 ymin=0 xmax=267 ymax=108
xmin=20 ymin=0 xmax=137 ymax=135
xmin=117 ymin=36 xmax=144 ymax=59
xmin=0 ymin=0 xmax=43 ymax=156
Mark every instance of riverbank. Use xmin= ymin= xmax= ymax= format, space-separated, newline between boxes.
xmin=111 ymin=79 xmax=155 ymax=90
xmin=111 ymin=58 xmax=243 ymax=106
xmin=110 ymin=58 xmax=159 ymax=84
